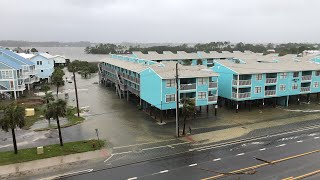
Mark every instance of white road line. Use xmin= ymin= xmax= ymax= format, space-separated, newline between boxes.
xmin=259 ymin=148 xmax=266 ymax=151
xmin=113 ymin=138 xmax=178 ymax=149
xmin=213 ymin=158 xmax=221 ymax=161
xmin=189 ymin=163 xmax=198 ymax=167
xmin=127 ymin=177 xmax=138 ymax=180
xmin=159 ymin=170 xmax=169 ymax=173
xmin=191 ymin=124 xmax=320 ymax=152
xmin=236 ymin=153 xmax=245 ymax=156
xmin=167 ymin=145 xmax=175 ymax=148
xmin=297 ymin=140 xmax=303 ymax=143
xmin=142 ymin=142 xmax=190 ymax=151
xmin=314 ymin=137 xmax=320 ymax=139
xmin=104 ymin=154 xmax=114 ymax=162
xmin=112 ymin=151 xmax=132 ymax=155
xmin=276 ymin=144 xmax=286 ymax=147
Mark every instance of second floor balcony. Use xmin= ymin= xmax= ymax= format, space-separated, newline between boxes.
xmin=232 ymin=92 xmax=251 ymax=99
xmin=301 ymin=86 xmax=311 ymax=92
xmin=232 ymin=80 xmax=252 ymax=86
xmin=265 ymin=90 xmax=276 ymax=96
xmin=208 ymin=95 xmax=218 ymax=102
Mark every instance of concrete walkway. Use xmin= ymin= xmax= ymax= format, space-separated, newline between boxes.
xmin=0 ymin=148 xmax=110 ymax=179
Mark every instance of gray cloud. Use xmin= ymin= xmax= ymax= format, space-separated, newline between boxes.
xmin=0 ymin=0 xmax=319 ymax=43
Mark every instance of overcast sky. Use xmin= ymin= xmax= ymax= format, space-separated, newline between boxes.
xmin=0 ymin=0 xmax=319 ymax=43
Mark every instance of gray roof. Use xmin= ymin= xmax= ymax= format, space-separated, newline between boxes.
xmin=216 ymin=54 xmax=320 ymax=74
xmin=100 ymin=57 xmax=149 ymax=73
xmin=150 ymin=62 xmax=218 ymax=79
xmin=132 ymin=51 xmax=200 ymax=61
xmin=100 ymin=58 xmax=218 ymax=79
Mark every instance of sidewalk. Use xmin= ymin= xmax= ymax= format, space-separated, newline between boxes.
xmin=183 ymin=111 xmax=320 ymax=144
xmin=0 ymin=148 xmax=110 ymax=179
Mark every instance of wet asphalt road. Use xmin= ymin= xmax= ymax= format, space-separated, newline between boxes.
xmin=63 ymin=125 xmax=320 ymax=180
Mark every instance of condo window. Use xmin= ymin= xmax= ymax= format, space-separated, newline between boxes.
xmin=254 ymin=86 xmax=262 ymax=93
xmin=293 ymin=72 xmax=299 ymax=78
xmin=1 ymin=70 xmax=13 ymax=79
xmin=292 ymin=83 xmax=298 ymax=90
xmin=316 ymin=71 xmax=320 ymax=76
xmin=280 ymin=84 xmax=286 ymax=91
xmin=37 ymin=61 xmax=42 ymax=65
xmin=166 ymin=94 xmax=175 ymax=102
xmin=314 ymin=82 xmax=319 ymax=88
xmin=256 ymin=74 xmax=262 ymax=81
xmin=198 ymin=78 xmax=207 ymax=85
xmin=280 ymin=73 xmax=287 ymax=79
xmin=166 ymin=79 xmax=176 ymax=87
xmin=198 ymin=92 xmax=206 ymax=99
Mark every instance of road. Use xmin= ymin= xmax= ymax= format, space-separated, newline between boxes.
xmin=60 ymin=125 xmax=320 ymax=180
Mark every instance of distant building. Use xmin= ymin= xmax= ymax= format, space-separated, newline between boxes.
xmin=19 ymin=52 xmax=54 ymax=82
xmin=52 ymin=55 xmax=67 ymax=67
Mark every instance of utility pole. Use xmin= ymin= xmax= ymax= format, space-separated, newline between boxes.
xmin=73 ymin=71 xmax=80 ymax=117
xmin=176 ymin=63 xmax=179 ymax=137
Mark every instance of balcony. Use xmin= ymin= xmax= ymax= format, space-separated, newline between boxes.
xmin=232 ymin=80 xmax=251 ymax=86
xmin=265 ymin=90 xmax=276 ymax=96
xmin=301 ymin=75 xmax=312 ymax=81
xmin=127 ymin=86 xmax=140 ymax=96
xmin=17 ymin=84 xmax=25 ymax=90
xmin=208 ymin=95 xmax=218 ymax=102
xmin=180 ymin=83 xmax=196 ymax=91
xmin=209 ymin=82 xmax=218 ymax=89
xmin=301 ymin=86 xmax=311 ymax=92
xmin=232 ymin=92 xmax=251 ymax=99
xmin=266 ymin=78 xmax=277 ymax=84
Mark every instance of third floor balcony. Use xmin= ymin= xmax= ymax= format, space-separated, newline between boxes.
xmin=232 ymin=79 xmax=252 ymax=86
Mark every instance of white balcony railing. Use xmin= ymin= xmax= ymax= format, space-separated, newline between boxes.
xmin=17 ymin=84 xmax=25 ymax=90
xmin=301 ymin=86 xmax=311 ymax=92
xmin=265 ymin=90 xmax=276 ymax=96
xmin=266 ymin=78 xmax=277 ymax=84
xmin=232 ymin=80 xmax=251 ymax=86
xmin=180 ymin=83 xmax=196 ymax=90
xmin=232 ymin=92 xmax=251 ymax=99
xmin=208 ymin=95 xmax=218 ymax=102
xmin=301 ymin=75 xmax=312 ymax=81
xmin=209 ymin=82 xmax=218 ymax=88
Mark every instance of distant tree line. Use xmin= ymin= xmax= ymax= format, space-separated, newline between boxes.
xmin=85 ymin=42 xmax=319 ymax=56
xmin=0 ymin=40 xmax=91 ymax=47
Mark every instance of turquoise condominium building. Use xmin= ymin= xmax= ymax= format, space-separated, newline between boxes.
xmin=99 ymin=50 xmax=320 ymax=112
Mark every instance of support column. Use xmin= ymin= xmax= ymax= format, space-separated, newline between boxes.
xmin=127 ymin=91 xmax=129 ymax=102
xmin=297 ymin=95 xmax=300 ymax=105
xmin=286 ymin=95 xmax=289 ymax=107
xmin=273 ymin=98 xmax=276 ymax=108
xmin=236 ymin=102 xmax=239 ymax=113
xmin=262 ymin=99 xmax=265 ymax=109
xmin=214 ymin=105 xmax=217 ymax=116
xmin=14 ymin=91 xmax=17 ymax=100
xmin=249 ymin=101 xmax=251 ymax=111
xmin=206 ymin=105 xmax=209 ymax=113
xmin=160 ymin=110 xmax=163 ymax=123
xmin=307 ymin=94 xmax=311 ymax=104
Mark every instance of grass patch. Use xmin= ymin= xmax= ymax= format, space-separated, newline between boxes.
xmin=0 ymin=140 xmax=104 ymax=166
xmin=64 ymin=106 xmax=85 ymax=127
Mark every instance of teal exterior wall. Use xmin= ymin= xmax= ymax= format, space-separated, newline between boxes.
xmin=161 ymin=79 xmax=177 ymax=110
xmin=140 ymin=68 xmax=162 ymax=109
xmin=212 ymin=61 xmax=236 ymax=98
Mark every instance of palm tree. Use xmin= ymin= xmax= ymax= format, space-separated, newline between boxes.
xmin=45 ymin=99 xmax=67 ymax=146
xmin=180 ymin=98 xmax=195 ymax=135
xmin=51 ymin=68 xmax=65 ymax=96
xmin=42 ymin=92 xmax=54 ymax=125
xmin=0 ymin=103 xmax=25 ymax=154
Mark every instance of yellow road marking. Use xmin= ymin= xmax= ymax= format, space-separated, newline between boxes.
xmin=282 ymin=169 xmax=320 ymax=180
xmin=201 ymin=149 xmax=320 ymax=180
